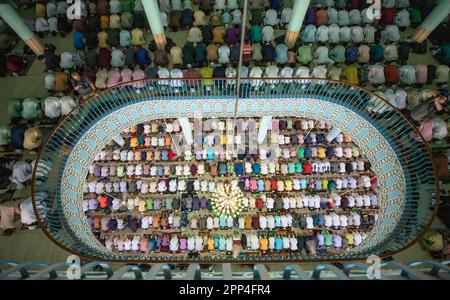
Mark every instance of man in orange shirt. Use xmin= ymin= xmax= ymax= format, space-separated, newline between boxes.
xmin=260 ymin=236 xmax=269 ymax=252
xmin=245 ymin=216 xmax=253 ymax=230
xmin=153 ymin=214 xmax=161 ymax=229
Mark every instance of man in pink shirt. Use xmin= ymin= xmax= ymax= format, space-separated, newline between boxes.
xmin=415 ymin=64 xmax=428 ymax=85
xmin=106 ymin=69 xmax=122 ymax=88
xmin=132 ymin=66 xmax=146 ymax=87
xmin=120 ymin=68 xmax=133 ymax=83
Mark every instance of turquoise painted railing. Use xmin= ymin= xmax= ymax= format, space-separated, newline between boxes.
xmin=31 ymin=78 xmax=438 ymax=262
xmin=1 ymin=260 xmax=449 ymax=280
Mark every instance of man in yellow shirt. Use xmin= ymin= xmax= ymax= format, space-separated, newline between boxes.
xmin=23 ymin=127 xmax=41 ymax=150
xmin=342 ymin=65 xmax=359 ymax=85
xmin=322 ymin=179 xmax=328 ymax=191
xmin=138 ymin=198 xmax=146 ymax=213
xmin=200 ymin=65 xmax=214 ymax=86
xmin=317 ymin=147 xmax=326 ymax=159
xmin=36 ymin=3 xmax=46 ymax=17
xmin=98 ymin=31 xmax=109 ymax=48
xmin=130 ymin=137 xmax=139 ymax=148
xmin=151 ymin=122 xmax=158 ymax=133
xmin=220 ymin=134 xmax=227 ymax=145
xmin=344 ymin=232 xmax=354 ymax=246
xmin=284 ymin=180 xmax=292 ymax=191
xmin=146 ymin=151 xmax=154 ymax=161
xmin=131 ymin=28 xmax=146 ymax=47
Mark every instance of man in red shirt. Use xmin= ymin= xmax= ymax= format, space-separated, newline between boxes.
xmin=184 ymin=66 xmax=200 ymax=87
xmin=256 ymin=197 xmax=264 ymax=210
xmin=382 ymin=8 xmax=395 ymax=25
xmin=303 ymin=162 xmax=312 ymax=175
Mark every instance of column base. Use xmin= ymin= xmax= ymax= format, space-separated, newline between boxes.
xmin=411 ymin=27 xmax=432 ymax=44
xmin=284 ymin=30 xmax=299 ymax=49
xmin=25 ymin=35 xmax=44 ymax=56
xmin=153 ymin=33 xmax=167 ymax=50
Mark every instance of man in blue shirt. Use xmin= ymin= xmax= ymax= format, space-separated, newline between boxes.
xmin=181 ymin=9 xmax=194 ymax=28
xmin=304 ymin=147 xmax=312 ymax=158
xmin=219 ymin=162 xmax=227 ymax=175
xmin=300 ymin=179 xmax=308 ymax=189
xmin=145 ymin=67 xmax=158 ymax=78
xmin=262 ymin=43 xmax=275 ymax=61
xmin=269 ymin=0 xmax=280 ymax=10
xmin=230 ymin=44 xmax=240 ymax=63
xmin=275 ymin=236 xmax=283 ymax=250
xmin=304 ymin=134 xmax=313 ymax=145
xmin=10 ymin=124 xmax=26 ymax=149
xmin=73 ymin=31 xmax=85 ymax=50
xmin=345 ymin=45 xmax=358 ymax=64
xmin=370 ymin=44 xmax=384 ymax=63
xmin=328 ymin=180 xmax=337 ymax=192
xmin=135 ymin=47 xmax=151 ymax=68
xmin=235 ymin=163 xmax=244 ymax=175
xmin=253 ymin=163 xmax=261 ymax=174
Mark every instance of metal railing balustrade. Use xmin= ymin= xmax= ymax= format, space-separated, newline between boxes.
xmin=31 ymin=78 xmax=438 ymax=263
xmin=1 ymin=260 xmax=449 ymax=280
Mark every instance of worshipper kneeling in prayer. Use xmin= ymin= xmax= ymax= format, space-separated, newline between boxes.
xmin=410 ymin=89 xmax=449 ymax=122
xmin=70 ymin=71 xmax=96 ymax=101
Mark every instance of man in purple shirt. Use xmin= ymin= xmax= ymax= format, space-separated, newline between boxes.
xmin=88 ymin=198 xmax=98 ymax=210
xmin=225 ymin=26 xmax=239 ymax=45
xmin=333 ymin=235 xmax=342 ymax=248
xmin=192 ymin=196 xmax=200 ymax=211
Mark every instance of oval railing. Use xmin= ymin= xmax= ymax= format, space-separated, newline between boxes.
xmin=31 ymin=78 xmax=438 ymax=263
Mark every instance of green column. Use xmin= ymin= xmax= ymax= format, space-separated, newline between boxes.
xmin=412 ymin=0 xmax=450 ymax=43
xmin=288 ymin=0 xmax=311 ymax=33
xmin=0 ymin=3 xmax=44 ymax=55
xmin=0 ymin=3 xmax=34 ymax=40
xmin=285 ymin=0 xmax=311 ymax=48
xmin=141 ymin=0 xmax=166 ymax=49
xmin=420 ymin=0 xmax=450 ymax=31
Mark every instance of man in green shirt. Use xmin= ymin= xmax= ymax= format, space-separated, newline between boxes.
xmin=222 ymin=12 xmax=232 ymax=25
xmin=120 ymin=0 xmax=134 ymax=12
xmin=21 ymin=98 xmax=42 ymax=120
xmin=251 ymin=9 xmax=263 ymax=25
xmin=146 ymin=198 xmax=154 ymax=211
xmin=108 ymin=29 xmax=121 ymax=47
xmin=330 ymin=45 xmax=346 ymax=63
xmin=323 ymin=231 xmax=333 ymax=247
xmin=194 ymin=43 xmax=206 ymax=66
xmin=166 ymin=198 xmax=173 ymax=210
xmin=297 ymin=45 xmax=313 ymax=65
xmin=250 ymin=25 xmax=262 ymax=43
xmin=182 ymin=43 xmax=195 ymax=65
xmin=0 ymin=126 xmax=10 ymax=147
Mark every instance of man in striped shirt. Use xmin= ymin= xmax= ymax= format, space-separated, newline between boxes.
xmin=363 ymin=25 xmax=376 ymax=43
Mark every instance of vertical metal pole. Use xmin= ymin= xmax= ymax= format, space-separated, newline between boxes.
xmin=232 ymin=0 xmax=249 ymax=136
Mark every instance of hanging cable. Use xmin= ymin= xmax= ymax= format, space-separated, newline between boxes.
xmin=230 ymin=0 xmax=249 ymax=140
